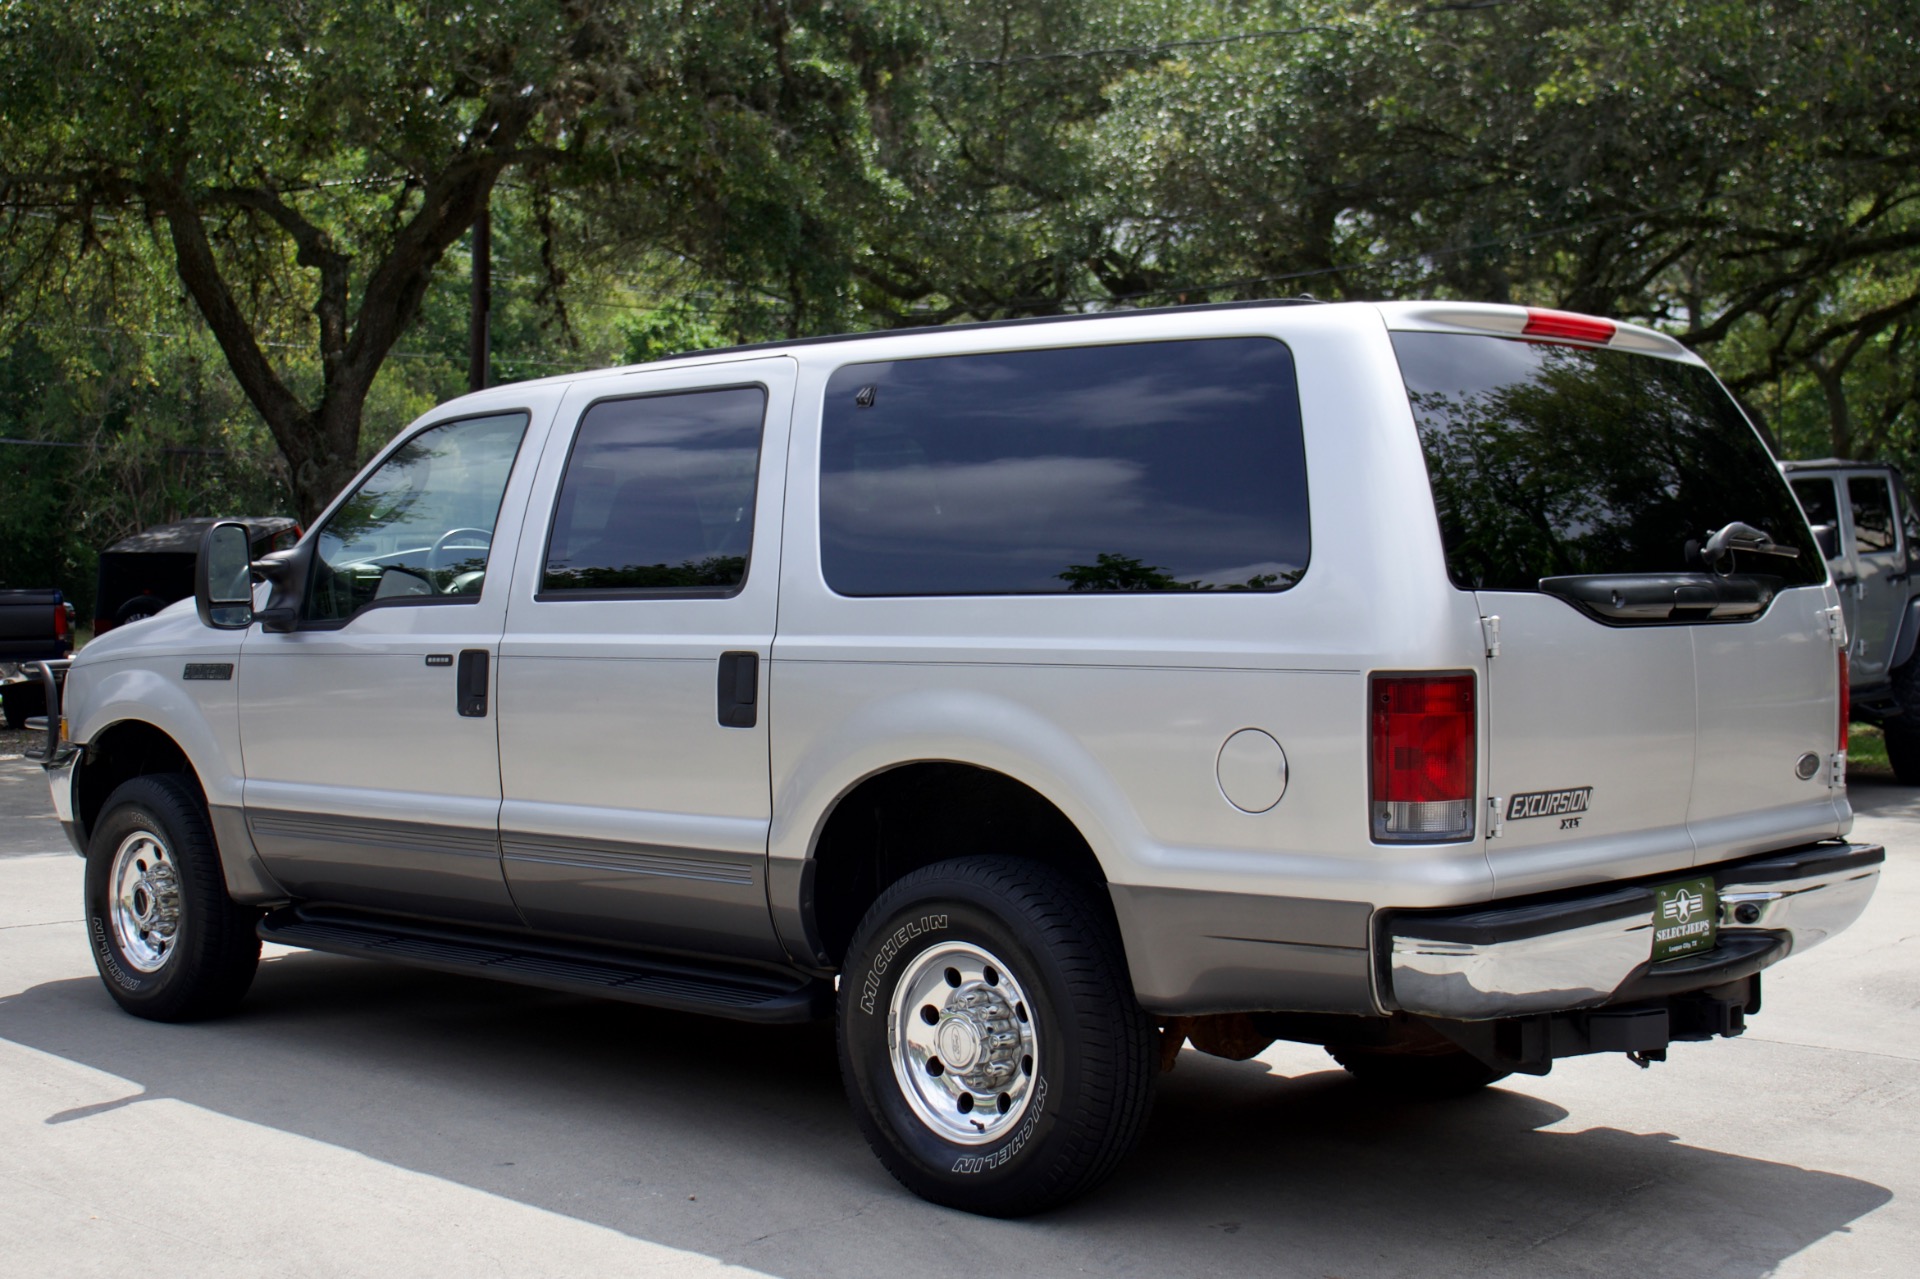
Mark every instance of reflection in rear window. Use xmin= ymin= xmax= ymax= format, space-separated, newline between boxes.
xmin=1393 ymin=333 xmax=1823 ymax=591
xmin=819 ymin=338 xmax=1309 ymax=596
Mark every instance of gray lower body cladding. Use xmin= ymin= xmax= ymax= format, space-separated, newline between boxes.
xmin=1109 ymin=885 xmax=1374 ymax=1015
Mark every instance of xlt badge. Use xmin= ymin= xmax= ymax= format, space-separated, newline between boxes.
xmin=1507 ymin=787 xmax=1593 ymax=820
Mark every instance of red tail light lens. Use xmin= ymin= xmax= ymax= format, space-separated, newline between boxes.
xmin=1523 ymin=308 xmax=1616 ymax=345
xmin=1839 ymin=649 xmax=1850 ymax=753
xmin=53 ymin=603 xmax=68 ymax=640
xmin=1370 ymin=672 xmax=1476 ymax=842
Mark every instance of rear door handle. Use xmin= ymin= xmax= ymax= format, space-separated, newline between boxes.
xmin=717 ymin=651 xmax=758 ymax=728
xmin=456 ymin=649 xmax=490 ymax=717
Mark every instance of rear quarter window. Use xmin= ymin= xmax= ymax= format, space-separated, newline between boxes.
xmin=818 ymin=338 xmax=1310 ymax=596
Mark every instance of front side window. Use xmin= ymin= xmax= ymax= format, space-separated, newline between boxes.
xmin=541 ymin=386 xmax=767 ymax=596
xmin=1791 ymin=478 xmax=1839 ymax=532
xmin=306 ymin=412 xmax=529 ymax=623
xmin=1849 ymin=475 xmax=1898 ymax=554
xmin=818 ymin=338 xmax=1309 ymax=596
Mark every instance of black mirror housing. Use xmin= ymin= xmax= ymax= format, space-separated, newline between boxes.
xmin=195 ymin=521 xmax=256 ymax=629
xmin=1811 ymin=523 xmax=1840 ymax=561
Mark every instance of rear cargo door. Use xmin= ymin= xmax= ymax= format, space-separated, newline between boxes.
xmin=1393 ymin=328 xmax=1840 ymax=895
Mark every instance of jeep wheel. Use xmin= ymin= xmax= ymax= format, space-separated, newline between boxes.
xmin=837 ymin=856 xmax=1157 ymax=1216
xmin=1328 ymin=1044 xmax=1511 ymax=1099
xmin=1882 ymin=658 xmax=1920 ymax=784
xmin=84 ymin=774 xmax=261 ymax=1022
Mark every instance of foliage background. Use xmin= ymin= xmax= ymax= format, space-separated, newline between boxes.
xmin=3 ymin=0 xmax=1915 ymax=613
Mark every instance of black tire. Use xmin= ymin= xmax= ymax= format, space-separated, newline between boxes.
xmin=1327 ymin=1044 xmax=1512 ymax=1099
xmin=837 ymin=856 xmax=1157 ymax=1216
xmin=1885 ymin=729 xmax=1920 ymax=785
xmin=84 ymin=774 xmax=260 ymax=1022
xmin=113 ymin=596 xmax=166 ymax=627
xmin=1882 ymin=660 xmax=1920 ymax=783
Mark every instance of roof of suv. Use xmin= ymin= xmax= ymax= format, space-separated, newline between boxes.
xmin=1779 ymin=458 xmax=1893 ymax=473
xmin=654 ymin=297 xmax=1329 ymax=364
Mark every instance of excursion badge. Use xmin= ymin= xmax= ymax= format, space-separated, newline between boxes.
xmin=1506 ymin=787 xmax=1593 ymax=820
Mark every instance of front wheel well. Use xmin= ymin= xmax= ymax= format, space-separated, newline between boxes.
xmin=76 ymin=721 xmax=203 ymax=839
xmin=807 ymin=762 xmax=1107 ymax=968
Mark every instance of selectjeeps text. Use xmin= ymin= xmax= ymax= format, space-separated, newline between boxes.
xmin=31 ymin=300 xmax=1883 ymax=1215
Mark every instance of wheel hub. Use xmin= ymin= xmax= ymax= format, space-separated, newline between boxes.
xmin=108 ymin=830 xmax=182 ymax=973
xmin=888 ymin=940 xmax=1040 ymax=1146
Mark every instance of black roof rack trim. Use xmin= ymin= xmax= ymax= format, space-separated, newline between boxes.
xmin=656 ymin=296 xmax=1328 ymax=364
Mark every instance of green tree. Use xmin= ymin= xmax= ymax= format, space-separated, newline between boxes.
xmin=0 ymin=0 xmax=914 ymax=520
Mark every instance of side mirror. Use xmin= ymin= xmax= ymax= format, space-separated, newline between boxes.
xmin=195 ymin=521 xmax=255 ymax=629
xmin=1811 ymin=523 xmax=1840 ymax=561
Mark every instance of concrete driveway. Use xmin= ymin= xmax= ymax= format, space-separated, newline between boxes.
xmin=2 ymin=749 xmax=1913 ymax=1277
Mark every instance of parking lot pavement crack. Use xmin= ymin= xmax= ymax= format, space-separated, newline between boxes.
xmin=0 ymin=918 xmax=83 ymax=930
xmin=1742 ymin=1035 xmax=1920 ymax=1065
xmin=1524 ymin=1175 xmax=1663 ymax=1250
xmin=739 ymin=1199 xmax=880 ymax=1248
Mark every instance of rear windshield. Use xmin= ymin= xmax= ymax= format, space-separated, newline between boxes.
xmin=1393 ymin=332 xmax=1823 ymax=591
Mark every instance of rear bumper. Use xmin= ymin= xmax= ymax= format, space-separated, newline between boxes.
xmin=1385 ymin=841 xmax=1883 ymax=1021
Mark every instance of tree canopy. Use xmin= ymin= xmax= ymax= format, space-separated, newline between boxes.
xmin=2 ymin=0 xmax=1917 ymax=596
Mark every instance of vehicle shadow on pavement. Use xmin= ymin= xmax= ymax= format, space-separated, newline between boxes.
xmin=0 ymin=951 xmax=1891 ymax=1279
xmin=1844 ymin=774 xmax=1920 ymax=819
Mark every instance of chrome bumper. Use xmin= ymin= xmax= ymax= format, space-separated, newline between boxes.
xmin=1387 ymin=842 xmax=1883 ymax=1021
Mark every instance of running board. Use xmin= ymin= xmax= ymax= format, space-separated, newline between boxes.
xmin=258 ymin=906 xmax=831 ymax=1024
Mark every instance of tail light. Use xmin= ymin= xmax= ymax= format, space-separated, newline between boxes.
xmin=1838 ymin=649 xmax=1850 ymax=753
xmin=53 ymin=603 xmax=69 ymax=641
xmin=1370 ymin=672 xmax=1476 ymax=842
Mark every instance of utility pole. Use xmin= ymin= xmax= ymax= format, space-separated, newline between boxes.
xmin=467 ymin=196 xmax=491 ymax=393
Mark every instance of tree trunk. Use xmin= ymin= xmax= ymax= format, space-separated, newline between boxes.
xmin=1813 ymin=359 xmax=1853 ymax=459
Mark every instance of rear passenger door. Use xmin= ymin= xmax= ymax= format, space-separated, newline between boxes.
xmin=494 ymin=359 xmax=794 ymax=960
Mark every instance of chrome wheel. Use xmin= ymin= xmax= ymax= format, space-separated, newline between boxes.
xmin=108 ymin=828 xmax=183 ymax=973
xmin=888 ymin=940 xmax=1039 ymax=1145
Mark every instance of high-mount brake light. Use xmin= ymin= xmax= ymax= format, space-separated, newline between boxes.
xmin=1369 ymin=672 xmax=1476 ymax=842
xmin=1522 ymin=308 xmax=1616 ymax=345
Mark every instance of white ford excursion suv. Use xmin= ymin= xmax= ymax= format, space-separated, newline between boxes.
xmin=33 ymin=300 xmax=1883 ymax=1215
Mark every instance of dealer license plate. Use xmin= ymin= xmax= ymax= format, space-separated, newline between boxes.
xmin=1651 ymin=877 xmax=1718 ymax=962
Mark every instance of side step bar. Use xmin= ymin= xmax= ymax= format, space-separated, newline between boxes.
xmin=259 ymin=906 xmax=831 ymax=1024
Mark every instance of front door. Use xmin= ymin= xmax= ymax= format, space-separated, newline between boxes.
xmin=495 ymin=358 xmax=795 ymax=960
xmin=240 ymin=409 xmax=543 ymax=924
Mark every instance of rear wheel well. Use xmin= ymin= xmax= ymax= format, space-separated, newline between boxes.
xmin=808 ymin=762 xmax=1106 ymax=968
xmin=77 ymin=721 xmax=203 ymax=839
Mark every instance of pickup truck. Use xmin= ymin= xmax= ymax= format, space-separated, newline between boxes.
xmin=1781 ymin=459 xmax=1920 ymax=781
xmin=0 ymin=588 xmax=74 ymax=728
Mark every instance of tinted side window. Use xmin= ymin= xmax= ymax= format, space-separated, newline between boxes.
xmin=1395 ymin=333 xmax=1823 ymax=590
xmin=541 ymin=386 xmax=766 ymax=595
xmin=819 ymin=338 xmax=1309 ymax=596
xmin=1849 ymin=475 xmax=1898 ymax=554
xmin=307 ymin=412 xmax=529 ymax=623
xmin=1791 ymin=478 xmax=1838 ymax=531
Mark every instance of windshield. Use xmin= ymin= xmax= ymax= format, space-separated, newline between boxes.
xmin=1394 ymin=332 xmax=1823 ymax=591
